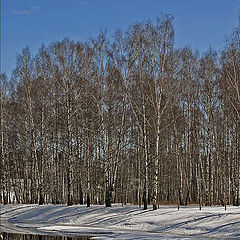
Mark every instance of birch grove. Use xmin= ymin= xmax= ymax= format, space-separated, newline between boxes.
xmin=1 ymin=16 xmax=240 ymax=209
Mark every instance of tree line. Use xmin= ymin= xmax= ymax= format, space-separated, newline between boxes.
xmin=0 ymin=15 xmax=239 ymax=209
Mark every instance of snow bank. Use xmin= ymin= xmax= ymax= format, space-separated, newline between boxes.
xmin=1 ymin=204 xmax=240 ymax=239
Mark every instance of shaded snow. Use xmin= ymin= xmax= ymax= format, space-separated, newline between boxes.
xmin=1 ymin=204 xmax=240 ymax=239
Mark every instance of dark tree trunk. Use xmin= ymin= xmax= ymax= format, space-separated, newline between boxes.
xmin=184 ymin=189 xmax=189 ymax=206
xmin=87 ymin=193 xmax=90 ymax=207
xmin=143 ymin=189 xmax=147 ymax=210
xmin=79 ymin=188 xmax=83 ymax=205
xmin=105 ymin=188 xmax=112 ymax=207
xmin=39 ymin=187 xmax=44 ymax=205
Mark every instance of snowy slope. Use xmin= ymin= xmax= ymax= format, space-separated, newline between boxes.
xmin=1 ymin=204 xmax=240 ymax=239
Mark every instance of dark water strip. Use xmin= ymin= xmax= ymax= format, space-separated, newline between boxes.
xmin=1 ymin=232 xmax=91 ymax=240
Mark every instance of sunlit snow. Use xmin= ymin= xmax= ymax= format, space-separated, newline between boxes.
xmin=1 ymin=204 xmax=240 ymax=239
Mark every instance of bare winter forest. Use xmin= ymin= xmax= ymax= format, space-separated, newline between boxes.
xmin=0 ymin=15 xmax=239 ymax=210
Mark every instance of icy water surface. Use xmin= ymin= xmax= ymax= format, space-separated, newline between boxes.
xmin=1 ymin=232 xmax=91 ymax=240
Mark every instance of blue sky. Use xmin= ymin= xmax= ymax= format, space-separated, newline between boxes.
xmin=2 ymin=0 xmax=240 ymax=76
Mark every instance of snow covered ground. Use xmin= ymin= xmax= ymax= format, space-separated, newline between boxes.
xmin=1 ymin=204 xmax=240 ymax=239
